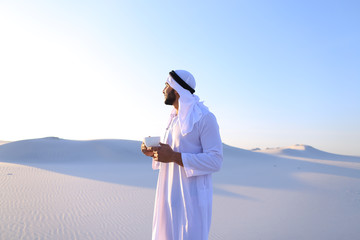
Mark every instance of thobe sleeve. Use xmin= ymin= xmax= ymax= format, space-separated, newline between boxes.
xmin=181 ymin=113 xmax=223 ymax=177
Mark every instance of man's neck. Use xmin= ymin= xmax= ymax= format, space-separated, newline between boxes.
xmin=173 ymin=100 xmax=179 ymax=115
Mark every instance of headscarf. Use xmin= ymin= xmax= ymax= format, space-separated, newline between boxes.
xmin=166 ymin=70 xmax=209 ymax=136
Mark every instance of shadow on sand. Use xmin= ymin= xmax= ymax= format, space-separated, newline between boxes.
xmin=1 ymin=139 xmax=360 ymax=198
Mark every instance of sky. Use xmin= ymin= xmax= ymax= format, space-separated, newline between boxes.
xmin=0 ymin=0 xmax=359 ymax=156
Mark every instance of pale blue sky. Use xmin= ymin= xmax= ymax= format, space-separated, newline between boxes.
xmin=1 ymin=0 xmax=359 ymax=155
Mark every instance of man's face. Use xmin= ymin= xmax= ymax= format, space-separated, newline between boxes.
xmin=163 ymin=83 xmax=176 ymax=105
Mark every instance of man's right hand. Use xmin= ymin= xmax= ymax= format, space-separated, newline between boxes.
xmin=141 ymin=142 xmax=156 ymax=157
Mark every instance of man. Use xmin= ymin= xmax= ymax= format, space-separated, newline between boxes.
xmin=141 ymin=70 xmax=223 ymax=240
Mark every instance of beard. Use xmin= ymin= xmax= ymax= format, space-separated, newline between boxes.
xmin=164 ymin=89 xmax=176 ymax=105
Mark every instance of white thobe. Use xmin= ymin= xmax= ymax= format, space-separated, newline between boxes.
xmin=152 ymin=111 xmax=223 ymax=240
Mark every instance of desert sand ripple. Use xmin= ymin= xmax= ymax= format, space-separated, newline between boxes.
xmin=0 ymin=163 xmax=154 ymax=240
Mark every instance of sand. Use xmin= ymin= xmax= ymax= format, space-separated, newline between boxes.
xmin=1 ymin=138 xmax=360 ymax=240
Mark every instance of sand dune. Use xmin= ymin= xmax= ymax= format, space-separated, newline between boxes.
xmin=0 ymin=162 xmax=154 ymax=240
xmin=256 ymin=144 xmax=360 ymax=161
xmin=1 ymin=138 xmax=360 ymax=239
xmin=0 ymin=137 xmax=147 ymax=163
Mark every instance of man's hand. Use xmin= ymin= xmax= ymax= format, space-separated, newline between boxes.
xmin=153 ymin=143 xmax=183 ymax=167
xmin=141 ymin=142 xmax=157 ymax=157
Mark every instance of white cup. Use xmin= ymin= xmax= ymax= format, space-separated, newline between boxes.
xmin=144 ymin=136 xmax=161 ymax=147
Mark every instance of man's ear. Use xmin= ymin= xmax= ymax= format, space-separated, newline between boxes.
xmin=175 ymin=90 xmax=180 ymax=98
